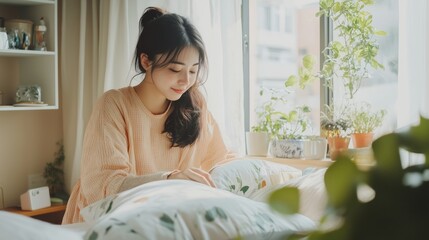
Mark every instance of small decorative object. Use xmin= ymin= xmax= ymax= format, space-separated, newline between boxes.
xmin=15 ymin=85 xmax=43 ymax=104
xmin=5 ymin=19 xmax=33 ymax=50
xmin=34 ymin=17 xmax=47 ymax=51
xmin=0 ymin=17 xmax=8 ymax=50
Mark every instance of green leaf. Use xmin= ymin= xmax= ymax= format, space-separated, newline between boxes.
xmin=361 ymin=0 xmax=374 ymax=5
xmin=375 ymin=30 xmax=387 ymax=36
xmin=105 ymin=200 xmax=114 ymax=214
xmin=160 ymin=214 xmax=175 ymax=232
xmin=214 ymin=207 xmax=228 ymax=219
xmin=302 ymin=106 xmax=311 ymax=113
xmin=302 ymin=55 xmax=315 ymax=69
xmin=324 ymin=156 xmax=359 ymax=208
xmin=285 ymin=75 xmax=297 ymax=87
xmin=372 ymin=133 xmax=402 ymax=175
xmin=398 ymin=116 xmax=429 ymax=154
xmin=205 ymin=207 xmax=228 ymax=222
xmin=88 ymin=231 xmax=98 ymax=240
xmin=288 ymin=110 xmax=298 ymax=122
xmin=240 ymin=186 xmax=249 ymax=194
xmin=268 ymin=186 xmax=299 ymax=215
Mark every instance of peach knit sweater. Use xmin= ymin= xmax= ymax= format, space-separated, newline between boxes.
xmin=62 ymin=86 xmax=232 ymax=224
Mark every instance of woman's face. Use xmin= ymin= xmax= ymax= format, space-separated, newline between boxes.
xmin=149 ymin=46 xmax=200 ymax=101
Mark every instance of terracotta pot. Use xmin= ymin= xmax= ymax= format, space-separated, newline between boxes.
xmin=352 ymin=132 xmax=374 ymax=148
xmin=327 ymin=136 xmax=350 ymax=160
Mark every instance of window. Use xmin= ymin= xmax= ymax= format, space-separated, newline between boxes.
xmin=245 ymin=0 xmax=403 ymax=140
xmin=247 ymin=0 xmax=321 ymax=136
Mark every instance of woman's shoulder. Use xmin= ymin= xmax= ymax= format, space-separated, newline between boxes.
xmin=93 ymin=87 xmax=134 ymax=112
xmin=99 ymin=87 xmax=133 ymax=103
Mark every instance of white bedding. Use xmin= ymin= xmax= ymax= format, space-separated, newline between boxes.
xmin=0 ymin=159 xmax=327 ymax=240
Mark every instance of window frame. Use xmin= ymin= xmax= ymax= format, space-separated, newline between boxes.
xmin=242 ymin=0 xmax=331 ymax=132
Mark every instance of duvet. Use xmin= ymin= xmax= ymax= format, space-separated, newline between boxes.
xmin=0 ymin=159 xmax=326 ymax=240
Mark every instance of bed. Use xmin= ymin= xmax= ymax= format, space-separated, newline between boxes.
xmin=0 ymin=158 xmax=329 ymax=240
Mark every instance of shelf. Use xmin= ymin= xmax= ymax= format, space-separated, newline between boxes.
xmin=2 ymin=203 xmax=66 ymax=217
xmin=0 ymin=49 xmax=55 ymax=57
xmin=2 ymin=203 xmax=66 ymax=224
xmin=0 ymin=105 xmax=58 ymax=111
xmin=0 ymin=0 xmax=58 ymax=111
xmin=0 ymin=0 xmax=54 ymax=5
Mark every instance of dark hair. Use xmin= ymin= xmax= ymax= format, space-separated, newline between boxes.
xmin=134 ymin=7 xmax=207 ymax=148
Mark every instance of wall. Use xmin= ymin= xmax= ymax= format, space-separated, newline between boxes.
xmin=0 ymin=110 xmax=62 ymax=207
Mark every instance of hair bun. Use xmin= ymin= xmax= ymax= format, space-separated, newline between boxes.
xmin=141 ymin=7 xmax=166 ymax=28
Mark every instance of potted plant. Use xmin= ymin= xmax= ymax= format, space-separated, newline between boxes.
xmin=348 ymin=102 xmax=386 ymax=148
xmin=268 ymin=116 xmax=429 ymax=240
xmin=43 ymin=141 xmax=69 ymax=202
xmin=321 ymin=103 xmax=352 ymax=160
xmin=245 ymin=130 xmax=270 ymax=157
xmin=251 ymin=56 xmax=327 ymax=160
xmin=315 ymin=0 xmax=387 ymax=159
xmin=317 ymin=0 xmax=387 ymax=100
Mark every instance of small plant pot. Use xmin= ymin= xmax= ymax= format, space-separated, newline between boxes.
xmin=246 ymin=132 xmax=270 ymax=156
xmin=327 ymin=136 xmax=350 ymax=160
xmin=351 ymin=132 xmax=374 ymax=148
xmin=269 ymin=137 xmax=327 ymax=160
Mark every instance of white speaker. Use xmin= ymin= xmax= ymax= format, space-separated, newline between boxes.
xmin=20 ymin=186 xmax=51 ymax=210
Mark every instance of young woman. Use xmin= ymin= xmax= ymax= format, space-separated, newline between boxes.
xmin=62 ymin=7 xmax=235 ymax=224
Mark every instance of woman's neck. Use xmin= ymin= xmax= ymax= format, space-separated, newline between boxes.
xmin=134 ymin=80 xmax=170 ymax=115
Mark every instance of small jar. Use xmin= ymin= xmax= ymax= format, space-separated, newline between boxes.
xmin=0 ymin=17 xmax=8 ymax=49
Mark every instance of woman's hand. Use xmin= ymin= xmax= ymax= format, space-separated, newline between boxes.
xmin=167 ymin=168 xmax=216 ymax=187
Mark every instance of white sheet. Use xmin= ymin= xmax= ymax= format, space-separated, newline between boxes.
xmin=0 ymin=211 xmax=83 ymax=240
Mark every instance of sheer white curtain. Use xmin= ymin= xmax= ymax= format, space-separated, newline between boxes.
xmin=397 ymin=0 xmax=429 ymax=127
xmin=397 ymin=0 xmax=429 ymax=166
xmin=61 ymin=0 xmax=244 ymax=192
xmin=62 ymin=0 xmax=135 ymax=191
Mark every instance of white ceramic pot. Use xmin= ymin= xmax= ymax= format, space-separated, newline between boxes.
xmin=269 ymin=137 xmax=328 ymax=160
xmin=245 ymin=132 xmax=270 ymax=156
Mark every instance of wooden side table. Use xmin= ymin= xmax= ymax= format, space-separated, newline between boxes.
xmin=2 ymin=203 xmax=67 ymax=224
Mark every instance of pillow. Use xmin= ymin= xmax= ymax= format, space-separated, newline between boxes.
xmin=80 ymin=180 xmax=316 ymax=240
xmin=210 ymin=158 xmax=302 ymax=199
xmin=252 ymin=168 xmax=328 ymax=222
xmin=0 ymin=211 xmax=82 ymax=240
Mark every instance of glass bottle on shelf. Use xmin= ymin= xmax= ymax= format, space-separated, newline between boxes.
xmin=34 ymin=17 xmax=47 ymax=51
xmin=0 ymin=17 xmax=8 ymax=49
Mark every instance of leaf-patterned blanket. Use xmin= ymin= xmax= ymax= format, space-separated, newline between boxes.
xmin=81 ymin=180 xmax=316 ymax=240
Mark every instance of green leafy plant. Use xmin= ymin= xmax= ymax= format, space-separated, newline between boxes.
xmin=321 ymin=103 xmax=352 ymax=138
xmin=317 ymin=0 xmax=387 ymax=100
xmin=43 ymin=141 xmax=68 ymax=200
xmin=252 ymin=55 xmax=317 ymax=140
xmin=268 ymin=116 xmax=429 ymax=240
xmin=348 ymin=102 xmax=386 ymax=133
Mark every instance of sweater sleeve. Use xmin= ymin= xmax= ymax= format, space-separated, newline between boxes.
xmin=79 ymin=91 xmax=166 ymax=204
xmin=200 ymin=110 xmax=237 ymax=171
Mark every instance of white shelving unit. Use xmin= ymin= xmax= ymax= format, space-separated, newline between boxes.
xmin=0 ymin=0 xmax=58 ymax=111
